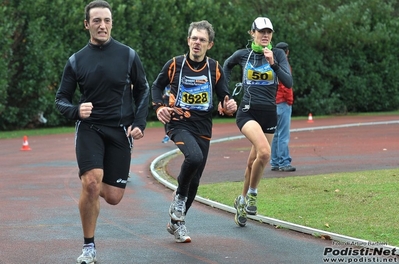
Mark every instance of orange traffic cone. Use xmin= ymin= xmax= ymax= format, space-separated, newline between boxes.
xmin=20 ymin=135 xmax=31 ymax=151
xmin=307 ymin=113 xmax=314 ymax=123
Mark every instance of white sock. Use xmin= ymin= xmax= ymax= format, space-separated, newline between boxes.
xmin=248 ymin=187 xmax=257 ymax=194
xmin=239 ymin=195 xmax=245 ymax=204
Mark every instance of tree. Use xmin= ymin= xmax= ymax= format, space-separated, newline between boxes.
xmin=0 ymin=0 xmax=398 ymax=130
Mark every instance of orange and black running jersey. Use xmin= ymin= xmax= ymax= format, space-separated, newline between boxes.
xmin=152 ymin=54 xmax=232 ymax=138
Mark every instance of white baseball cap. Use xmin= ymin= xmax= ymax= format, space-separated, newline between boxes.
xmin=251 ymin=17 xmax=274 ymax=32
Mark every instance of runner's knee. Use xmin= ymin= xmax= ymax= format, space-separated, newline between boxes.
xmin=101 ymin=190 xmax=124 ymax=205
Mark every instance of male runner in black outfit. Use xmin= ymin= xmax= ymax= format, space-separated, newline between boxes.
xmin=55 ymin=1 xmax=149 ymax=263
xmin=152 ymin=20 xmax=237 ymax=243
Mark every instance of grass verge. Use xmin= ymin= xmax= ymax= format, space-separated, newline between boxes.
xmin=197 ymin=168 xmax=399 ymax=247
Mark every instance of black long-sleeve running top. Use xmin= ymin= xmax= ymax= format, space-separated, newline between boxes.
xmin=55 ymin=38 xmax=150 ymax=131
xmin=223 ymin=47 xmax=292 ymax=110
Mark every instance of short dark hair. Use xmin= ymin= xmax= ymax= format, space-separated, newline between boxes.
xmin=275 ymin=42 xmax=289 ymax=52
xmin=85 ymin=0 xmax=112 ymax=21
xmin=188 ymin=20 xmax=215 ymax=42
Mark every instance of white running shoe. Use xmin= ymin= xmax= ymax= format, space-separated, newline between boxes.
xmin=167 ymin=221 xmax=191 ymax=243
xmin=76 ymin=243 xmax=97 ymax=264
xmin=169 ymin=194 xmax=187 ymax=221
xmin=245 ymin=193 xmax=258 ymax=215
xmin=234 ymin=195 xmax=247 ymax=227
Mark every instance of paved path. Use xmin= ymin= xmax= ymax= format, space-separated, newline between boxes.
xmin=0 ymin=114 xmax=398 ymax=263
xmin=167 ymin=115 xmax=399 ymax=183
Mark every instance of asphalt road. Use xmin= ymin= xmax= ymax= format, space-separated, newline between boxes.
xmin=0 ymin=114 xmax=398 ymax=263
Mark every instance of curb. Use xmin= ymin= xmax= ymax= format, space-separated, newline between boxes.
xmin=150 ymin=121 xmax=399 ymax=251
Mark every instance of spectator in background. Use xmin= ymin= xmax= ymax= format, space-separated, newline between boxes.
xmin=270 ymin=42 xmax=296 ymax=172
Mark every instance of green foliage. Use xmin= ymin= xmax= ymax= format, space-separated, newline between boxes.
xmin=0 ymin=0 xmax=398 ymax=130
xmin=273 ymin=0 xmax=399 ymax=115
xmin=0 ymin=0 xmax=85 ymax=129
xmin=0 ymin=2 xmax=14 ymax=117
